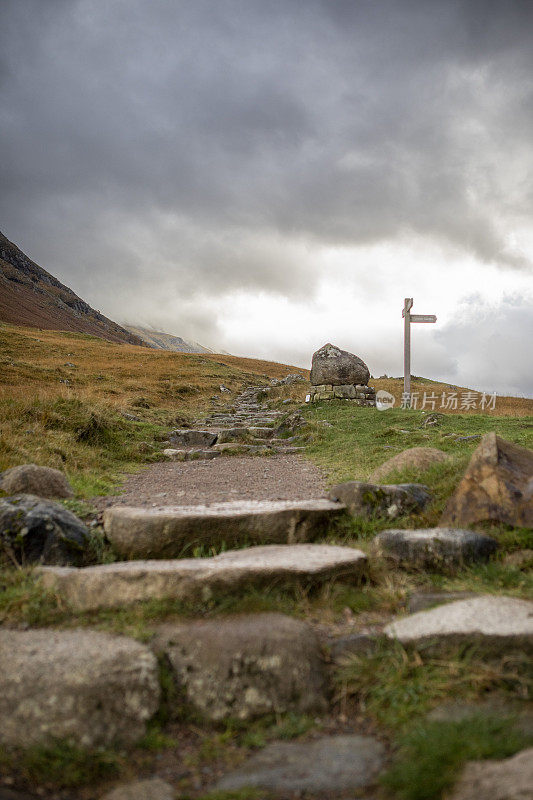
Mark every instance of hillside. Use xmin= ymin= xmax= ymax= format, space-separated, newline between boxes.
xmin=0 ymin=231 xmax=143 ymax=346
xmin=124 ymin=324 xmax=215 ymax=354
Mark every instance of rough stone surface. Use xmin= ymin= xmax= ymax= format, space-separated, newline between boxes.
xmin=446 ymin=747 xmax=533 ymax=800
xmin=0 ymin=629 xmax=160 ymax=748
xmin=0 ymin=464 xmax=74 ymax=498
xmin=215 ymin=734 xmax=385 ymax=793
xmin=103 ymin=499 xmax=345 ymax=559
xmin=385 ymin=596 xmax=533 ymax=655
xmin=163 ymin=448 xmax=220 ymax=461
xmin=369 ymin=447 xmax=450 ymax=482
xmin=101 ymin=778 xmax=174 ymax=800
xmin=373 ymin=527 xmax=498 ymax=570
xmin=272 ymin=411 xmax=306 ymax=437
xmin=310 ymin=343 xmax=370 ymax=386
xmin=39 ymin=543 xmax=368 ymax=611
xmin=328 ymin=633 xmax=378 ymax=662
xmin=152 ymin=614 xmax=328 ymax=722
xmin=0 ymin=494 xmax=89 ymax=566
xmin=440 ymin=433 xmax=533 ymax=528
xmin=168 ymin=429 xmax=217 ymax=447
xmin=329 ymin=481 xmax=431 ymax=520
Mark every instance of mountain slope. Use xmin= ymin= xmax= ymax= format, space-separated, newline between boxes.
xmin=124 ymin=325 xmax=215 ymax=354
xmin=0 ymin=231 xmax=143 ymax=346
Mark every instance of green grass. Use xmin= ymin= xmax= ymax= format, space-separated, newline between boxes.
xmin=335 ymin=639 xmax=532 ymax=731
xmin=381 ymin=714 xmax=533 ymax=800
xmin=0 ymin=739 xmax=121 ymax=788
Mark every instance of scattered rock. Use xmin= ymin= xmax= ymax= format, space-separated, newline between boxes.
xmin=408 ymin=591 xmax=477 ymax=614
xmin=446 ymin=747 xmax=533 ymax=800
xmin=0 ymin=464 xmax=74 ymax=499
xmin=0 ymin=629 xmax=160 ymax=748
xmin=168 ymin=429 xmax=217 ymax=447
xmin=421 ymin=412 xmax=445 ymax=428
xmin=329 ymin=481 xmax=431 ymax=519
xmin=373 ymin=528 xmax=498 ymax=571
xmin=39 ymin=543 xmax=367 ymax=611
xmin=215 ymin=734 xmax=385 ymax=794
xmin=103 ymin=499 xmax=345 ymax=559
xmin=328 ymin=633 xmax=378 ymax=662
xmin=369 ymin=447 xmax=450 ymax=483
xmin=122 ymin=412 xmax=140 ymax=421
xmin=153 ymin=614 xmax=328 ymax=722
xmin=0 ymin=494 xmax=89 ymax=566
xmin=440 ymin=433 xmax=533 ymax=528
xmin=384 ymin=596 xmax=533 ymax=655
xmin=310 ymin=343 xmax=370 ymax=386
xmin=281 ymin=373 xmax=306 ymax=384
xmin=101 ymin=778 xmax=174 ymax=800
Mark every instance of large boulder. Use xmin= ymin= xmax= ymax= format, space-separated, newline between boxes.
xmin=310 ymin=343 xmax=370 ymax=387
xmin=369 ymin=447 xmax=450 ymax=483
xmin=384 ymin=596 xmax=533 ymax=655
xmin=0 ymin=494 xmax=90 ymax=566
xmin=0 ymin=629 xmax=160 ymax=748
xmin=0 ymin=464 xmax=74 ymax=498
xmin=215 ymin=734 xmax=385 ymax=794
xmin=440 ymin=433 xmax=533 ymax=528
xmin=329 ymin=481 xmax=431 ymax=520
xmin=152 ymin=614 xmax=328 ymax=722
xmin=373 ymin=528 xmax=498 ymax=571
xmin=446 ymin=747 xmax=533 ymax=800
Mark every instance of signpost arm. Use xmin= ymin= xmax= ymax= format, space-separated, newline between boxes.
xmin=403 ymin=298 xmax=412 ymax=405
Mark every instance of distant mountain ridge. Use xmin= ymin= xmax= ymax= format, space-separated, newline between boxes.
xmin=125 ymin=325 xmax=223 ymax=354
xmin=0 ymin=231 xmax=143 ymax=346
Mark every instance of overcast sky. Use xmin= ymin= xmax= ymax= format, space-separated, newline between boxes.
xmin=1 ymin=0 xmax=532 ymax=395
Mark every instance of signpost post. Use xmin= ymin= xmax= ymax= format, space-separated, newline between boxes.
xmin=402 ymin=298 xmax=436 ymax=406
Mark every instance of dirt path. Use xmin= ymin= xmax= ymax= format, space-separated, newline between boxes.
xmin=97 ymin=453 xmax=328 ymax=510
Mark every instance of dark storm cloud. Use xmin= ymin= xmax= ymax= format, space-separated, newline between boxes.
xmin=1 ymin=0 xmax=532 ymax=310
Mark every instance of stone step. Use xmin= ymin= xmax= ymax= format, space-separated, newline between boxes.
xmin=163 ymin=448 xmax=220 ymax=461
xmin=103 ymin=499 xmax=346 ymax=559
xmin=39 ymin=543 xmax=367 ymax=611
xmin=384 ymin=596 xmax=533 ymax=655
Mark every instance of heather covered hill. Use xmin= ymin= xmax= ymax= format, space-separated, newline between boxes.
xmin=0 ymin=231 xmax=143 ymax=346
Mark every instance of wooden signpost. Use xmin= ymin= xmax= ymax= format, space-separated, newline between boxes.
xmin=403 ymin=298 xmax=437 ymax=405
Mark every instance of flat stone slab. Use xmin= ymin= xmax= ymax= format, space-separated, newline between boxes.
xmin=39 ymin=543 xmax=367 ymax=611
xmin=329 ymin=481 xmax=431 ymax=520
xmin=373 ymin=527 xmax=498 ymax=570
xmin=103 ymin=499 xmax=345 ymax=559
xmin=169 ymin=429 xmax=217 ymax=447
xmin=0 ymin=629 xmax=160 ymax=748
xmin=385 ymin=596 xmax=533 ymax=654
xmin=215 ymin=734 xmax=385 ymax=793
xmin=163 ymin=448 xmax=220 ymax=461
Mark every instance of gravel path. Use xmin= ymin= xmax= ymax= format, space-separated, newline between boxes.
xmin=97 ymin=454 xmax=329 ymax=510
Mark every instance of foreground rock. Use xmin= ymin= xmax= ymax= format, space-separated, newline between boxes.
xmin=153 ymin=614 xmax=328 ymax=721
xmin=0 ymin=494 xmax=89 ymax=566
xmin=39 ymin=543 xmax=367 ymax=611
xmin=215 ymin=734 xmax=385 ymax=793
xmin=440 ymin=433 xmax=533 ymax=528
xmin=103 ymin=499 xmax=345 ymax=559
xmin=329 ymin=481 xmax=431 ymax=519
xmin=310 ymin=343 xmax=370 ymax=386
xmin=0 ymin=464 xmax=74 ymax=498
xmin=0 ymin=629 xmax=160 ymax=748
xmin=163 ymin=447 xmax=220 ymax=461
xmin=373 ymin=527 xmax=498 ymax=570
xmin=385 ymin=596 xmax=533 ymax=655
xmin=446 ymin=747 xmax=533 ymax=800
xmin=369 ymin=447 xmax=450 ymax=482
xmin=168 ymin=429 xmax=217 ymax=447
xmin=101 ymin=778 xmax=174 ymax=800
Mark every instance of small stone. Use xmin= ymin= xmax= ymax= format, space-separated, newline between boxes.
xmin=214 ymin=734 xmax=385 ymax=793
xmin=329 ymin=481 xmax=431 ymax=520
xmin=0 ymin=464 xmax=74 ymax=499
xmin=101 ymin=778 xmax=174 ymax=800
xmin=373 ymin=528 xmax=498 ymax=570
